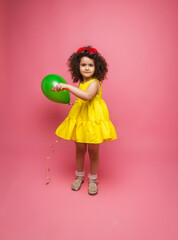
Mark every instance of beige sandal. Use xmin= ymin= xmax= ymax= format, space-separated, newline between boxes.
xmin=71 ymin=176 xmax=84 ymax=191
xmin=88 ymin=179 xmax=99 ymax=195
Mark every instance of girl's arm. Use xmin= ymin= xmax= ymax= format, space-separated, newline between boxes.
xmin=56 ymin=81 xmax=100 ymax=101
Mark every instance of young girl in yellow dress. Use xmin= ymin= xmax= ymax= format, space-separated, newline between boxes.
xmin=55 ymin=46 xmax=117 ymax=195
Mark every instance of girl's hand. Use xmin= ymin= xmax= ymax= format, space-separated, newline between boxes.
xmin=55 ymin=83 xmax=68 ymax=92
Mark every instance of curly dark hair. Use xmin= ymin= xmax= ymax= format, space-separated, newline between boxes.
xmin=67 ymin=46 xmax=108 ymax=83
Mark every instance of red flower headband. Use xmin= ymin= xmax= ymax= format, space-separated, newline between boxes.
xmin=77 ymin=47 xmax=97 ymax=54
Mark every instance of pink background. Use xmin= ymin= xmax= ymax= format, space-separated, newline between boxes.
xmin=1 ymin=0 xmax=177 ymax=239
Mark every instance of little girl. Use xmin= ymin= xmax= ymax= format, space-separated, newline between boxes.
xmin=55 ymin=46 xmax=117 ymax=195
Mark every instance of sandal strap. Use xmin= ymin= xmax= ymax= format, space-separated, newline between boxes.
xmin=88 ymin=179 xmax=99 ymax=184
xmin=76 ymin=176 xmax=84 ymax=180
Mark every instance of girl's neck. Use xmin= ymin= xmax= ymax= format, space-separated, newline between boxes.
xmin=82 ymin=77 xmax=93 ymax=83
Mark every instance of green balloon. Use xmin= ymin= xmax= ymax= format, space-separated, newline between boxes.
xmin=41 ymin=74 xmax=70 ymax=104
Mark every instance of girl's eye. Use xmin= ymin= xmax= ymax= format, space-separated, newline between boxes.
xmin=81 ymin=64 xmax=94 ymax=67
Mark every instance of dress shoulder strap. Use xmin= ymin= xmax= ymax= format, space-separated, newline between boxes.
xmin=91 ymin=79 xmax=102 ymax=95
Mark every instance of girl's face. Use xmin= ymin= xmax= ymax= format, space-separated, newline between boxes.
xmin=79 ymin=56 xmax=95 ymax=81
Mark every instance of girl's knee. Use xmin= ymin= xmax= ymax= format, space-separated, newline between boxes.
xmin=75 ymin=142 xmax=87 ymax=154
xmin=88 ymin=144 xmax=99 ymax=157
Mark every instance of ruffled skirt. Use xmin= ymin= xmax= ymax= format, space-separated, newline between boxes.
xmin=55 ymin=99 xmax=117 ymax=143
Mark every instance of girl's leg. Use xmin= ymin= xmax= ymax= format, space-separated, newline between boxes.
xmin=71 ymin=142 xmax=87 ymax=191
xmin=88 ymin=144 xmax=100 ymax=195
xmin=75 ymin=142 xmax=87 ymax=172
xmin=88 ymin=143 xmax=100 ymax=175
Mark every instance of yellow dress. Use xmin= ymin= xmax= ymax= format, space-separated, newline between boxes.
xmin=55 ymin=79 xmax=117 ymax=143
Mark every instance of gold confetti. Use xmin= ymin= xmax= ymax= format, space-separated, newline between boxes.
xmin=44 ymin=103 xmax=74 ymax=185
xmin=44 ymin=139 xmax=60 ymax=185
